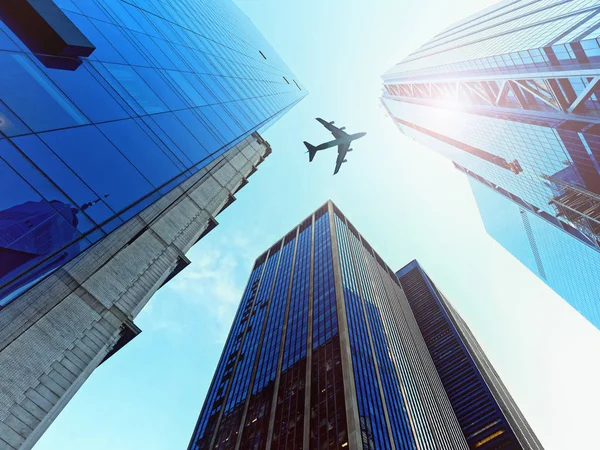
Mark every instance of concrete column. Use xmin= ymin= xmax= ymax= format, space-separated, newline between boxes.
xmin=327 ymin=202 xmax=362 ymax=450
xmin=301 ymin=213 xmax=316 ymax=449
xmin=354 ymin=235 xmax=396 ymax=450
xmin=265 ymin=227 xmax=300 ymax=449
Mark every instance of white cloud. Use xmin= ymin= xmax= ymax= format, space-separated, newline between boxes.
xmin=166 ymin=231 xmax=261 ymax=340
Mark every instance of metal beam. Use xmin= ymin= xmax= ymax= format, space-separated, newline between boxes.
xmin=431 ymin=82 xmax=445 ymax=97
xmin=508 ymin=81 xmax=527 ymax=109
xmin=546 ymin=79 xmax=571 ymax=111
xmin=383 ymin=68 xmax=600 ymax=85
xmin=415 ymin=84 xmax=428 ymax=97
xmin=495 ymin=81 xmax=508 ymax=106
xmin=515 ymin=80 xmax=562 ymax=111
xmin=381 ymin=93 xmax=600 ymax=126
xmin=567 ymin=76 xmax=600 ymax=113
xmin=461 ymin=82 xmax=494 ymax=105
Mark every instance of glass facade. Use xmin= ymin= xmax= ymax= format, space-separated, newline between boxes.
xmin=309 ymin=208 xmax=347 ymax=450
xmin=381 ymin=0 xmax=600 ymax=329
xmin=272 ymin=220 xmax=311 ymax=450
xmin=189 ymin=201 xmax=477 ymax=450
xmin=397 ymin=261 xmax=543 ymax=450
xmin=0 ymin=0 xmax=306 ymax=305
xmin=335 ymin=213 xmax=393 ymax=450
xmin=466 ymin=172 xmax=600 ymax=328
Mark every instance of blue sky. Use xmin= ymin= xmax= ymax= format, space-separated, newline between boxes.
xmin=35 ymin=0 xmax=600 ymax=449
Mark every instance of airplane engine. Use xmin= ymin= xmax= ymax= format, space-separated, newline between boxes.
xmin=329 ymin=121 xmax=335 ymax=124
xmin=343 ymin=159 xmax=348 ymax=163
xmin=340 ymin=127 xmax=346 ymax=130
xmin=347 ymin=148 xmax=353 ymax=152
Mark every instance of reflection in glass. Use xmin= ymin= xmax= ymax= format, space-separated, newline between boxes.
xmin=0 ymin=197 xmax=106 ymax=303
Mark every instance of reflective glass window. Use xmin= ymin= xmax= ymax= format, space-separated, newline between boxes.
xmin=45 ymin=65 xmax=129 ymax=123
xmin=98 ymin=119 xmax=180 ymax=187
xmin=0 ymin=151 xmax=85 ymax=289
xmin=39 ymin=125 xmax=153 ymax=213
xmin=10 ymin=134 xmax=116 ymax=225
xmin=0 ymin=101 xmax=30 ymax=137
xmin=0 ymin=0 xmax=306 ymax=306
xmin=92 ymin=20 xmax=149 ymax=67
xmin=0 ymin=53 xmax=88 ymax=132
xmin=154 ymin=112 xmax=209 ymax=164
xmin=1 ymin=140 xmax=97 ymax=234
xmin=134 ymin=67 xmax=187 ymax=111
xmin=66 ymin=13 xmax=127 ymax=65
xmin=104 ymin=63 xmax=168 ymax=114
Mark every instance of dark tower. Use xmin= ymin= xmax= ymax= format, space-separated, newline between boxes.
xmin=190 ymin=201 xmax=469 ymax=450
xmin=397 ymin=261 xmax=544 ymax=450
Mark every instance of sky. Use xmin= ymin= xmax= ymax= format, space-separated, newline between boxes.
xmin=35 ymin=0 xmax=600 ymax=449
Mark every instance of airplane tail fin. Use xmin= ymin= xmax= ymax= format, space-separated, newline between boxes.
xmin=304 ymin=141 xmax=318 ymax=162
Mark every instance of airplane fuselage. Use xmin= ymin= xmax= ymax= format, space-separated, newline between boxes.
xmin=306 ymin=118 xmax=366 ymax=174
xmin=315 ymin=132 xmax=366 ymax=150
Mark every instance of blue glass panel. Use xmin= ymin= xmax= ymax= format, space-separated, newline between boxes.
xmin=0 ymin=0 xmax=306 ymax=308
xmin=130 ymin=32 xmax=174 ymax=69
xmin=52 ymin=0 xmax=81 ymax=12
xmin=104 ymin=63 xmax=168 ymax=114
xmin=149 ymin=15 xmax=179 ymax=44
xmin=140 ymin=115 xmax=192 ymax=167
xmin=153 ymin=112 xmax=209 ymax=164
xmin=0 ymin=153 xmax=87 ymax=294
xmin=92 ymin=20 xmax=149 ymax=67
xmin=10 ymin=134 xmax=116 ymax=225
xmin=118 ymin=190 xmax=162 ymax=222
xmin=175 ymin=109 xmax=222 ymax=154
xmin=205 ymin=105 xmax=236 ymax=142
xmin=0 ymin=52 xmax=88 ymax=132
xmin=71 ymin=0 xmax=111 ymax=21
xmin=134 ymin=67 xmax=187 ymax=111
xmin=44 ymin=65 xmax=129 ymax=123
xmin=39 ymin=125 xmax=154 ymax=212
xmin=0 ymin=21 xmax=27 ymax=53
xmin=0 ymin=27 xmax=20 ymax=52
xmin=65 ymin=12 xmax=127 ymax=64
xmin=89 ymin=61 xmax=143 ymax=116
xmin=98 ymin=119 xmax=180 ymax=187
xmin=0 ymin=101 xmax=30 ymax=137
xmin=0 ymin=140 xmax=98 ymax=234
xmin=133 ymin=117 xmax=188 ymax=172
xmin=154 ymin=40 xmax=188 ymax=72
xmin=166 ymin=70 xmax=208 ymax=107
xmin=193 ymin=76 xmax=218 ymax=104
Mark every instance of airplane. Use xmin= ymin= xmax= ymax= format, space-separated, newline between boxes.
xmin=303 ymin=118 xmax=366 ymax=175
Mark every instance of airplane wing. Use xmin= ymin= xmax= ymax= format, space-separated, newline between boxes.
xmin=333 ymin=142 xmax=350 ymax=175
xmin=316 ymin=117 xmax=348 ymax=139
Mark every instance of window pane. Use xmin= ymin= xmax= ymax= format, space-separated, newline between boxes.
xmin=10 ymin=134 xmax=116 ymax=226
xmin=0 ymin=53 xmax=89 ymax=132
xmin=99 ymin=119 xmax=181 ymax=187
xmin=39 ymin=125 xmax=154 ymax=213
xmin=0 ymin=152 xmax=88 ymax=297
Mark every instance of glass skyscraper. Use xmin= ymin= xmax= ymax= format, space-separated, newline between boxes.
xmin=381 ymin=0 xmax=600 ymax=329
xmin=0 ymin=1 xmax=304 ymax=448
xmin=0 ymin=0 xmax=304 ymax=305
xmin=189 ymin=201 xmax=541 ymax=450
xmin=397 ymin=261 xmax=543 ymax=450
